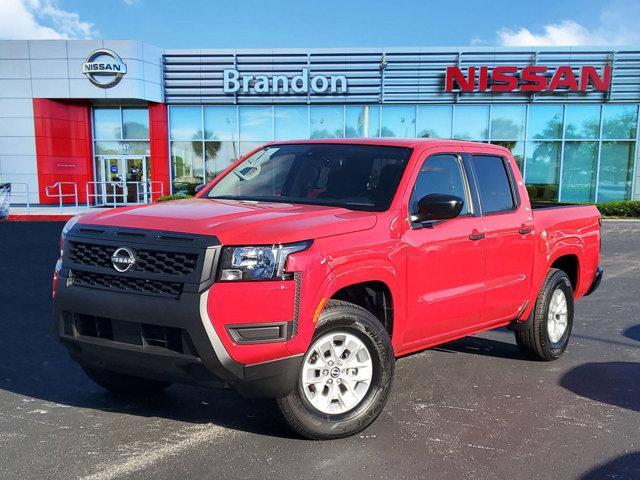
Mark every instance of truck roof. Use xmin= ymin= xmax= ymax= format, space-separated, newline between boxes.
xmin=268 ymin=137 xmax=498 ymax=149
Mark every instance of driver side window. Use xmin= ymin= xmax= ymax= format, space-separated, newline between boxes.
xmin=410 ymin=154 xmax=470 ymax=215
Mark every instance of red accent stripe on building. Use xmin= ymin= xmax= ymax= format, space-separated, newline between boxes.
xmin=149 ymin=103 xmax=170 ymax=200
xmin=33 ymin=99 xmax=93 ymax=205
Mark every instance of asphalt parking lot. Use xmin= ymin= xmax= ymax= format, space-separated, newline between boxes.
xmin=1 ymin=220 xmax=639 ymax=480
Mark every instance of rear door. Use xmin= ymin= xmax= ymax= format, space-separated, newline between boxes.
xmin=467 ymin=153 xmax=535 ymax=322
xmin=402 ymin=152 xmax=486 ymax=347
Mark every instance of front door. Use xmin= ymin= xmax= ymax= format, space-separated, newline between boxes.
xmin=402 ymin=153 xmax=486 ymax=349
xmin=96 ymin=156 xmax=148 ymax=205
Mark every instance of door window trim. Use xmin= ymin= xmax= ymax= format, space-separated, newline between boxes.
xmin=408 ymin=152 xmax=476 ymax=229
xmin=468 ymin=154 xmax=520 ymax=216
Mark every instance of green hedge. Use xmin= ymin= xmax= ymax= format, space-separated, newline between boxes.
xmin=156 ymin=194 xmax=193 ymax=202
xmin=594 ymin=200 xmax=640 ymax=218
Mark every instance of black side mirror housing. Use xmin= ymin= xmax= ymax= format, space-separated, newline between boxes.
xmin=194 ymin=184 xmax=205 ymax=194
xmin=411 ymin=193 xmax=464 ymax=223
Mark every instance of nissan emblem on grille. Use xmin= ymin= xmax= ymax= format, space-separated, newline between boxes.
xmin=111 ymin=247 xmax=136 ymax=273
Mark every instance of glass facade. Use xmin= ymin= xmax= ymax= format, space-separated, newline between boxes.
xmin=168 ymin=104 xmax=639 ymax=201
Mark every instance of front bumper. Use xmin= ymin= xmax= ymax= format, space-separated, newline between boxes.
xmin=53 ymin=226 xmax=302 ymax=398
xmin=585 ymin=266 xmax=604 ymax=296
xmin=54 ymin=278 xmax=302 ymax=398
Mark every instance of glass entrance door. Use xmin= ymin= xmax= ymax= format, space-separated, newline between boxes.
xmin=95 ymin=156 xmax=149 ymax=205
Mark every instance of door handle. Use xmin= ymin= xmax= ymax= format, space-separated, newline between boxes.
xmin=469 ymin=231 xmax=485 ymax=241
xmin=519 ymin=227 xmax=532 ymax=235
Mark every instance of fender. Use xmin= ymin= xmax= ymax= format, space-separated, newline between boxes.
xmin=285 ymin=256 xmax=403 ymax=356
xmin=518 ymin=241 xmax=584 ymax=322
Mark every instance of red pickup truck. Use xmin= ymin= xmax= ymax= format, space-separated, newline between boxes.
xmin=53 ymin=139 xmax=603 ymax=439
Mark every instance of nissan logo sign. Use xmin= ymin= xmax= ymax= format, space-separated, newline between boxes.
xmin=82 ymin=49 xmax=127 ymax=88
xmin=111 ymin=246 xmax=136 ymax=272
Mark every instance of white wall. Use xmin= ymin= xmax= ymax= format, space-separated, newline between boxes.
xmin=0 ymin=39 xmax=163 ymax=205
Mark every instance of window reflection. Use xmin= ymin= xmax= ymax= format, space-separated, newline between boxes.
xmin=122 ymin=108 xmax=149 ymax=139
xmin=417 ymin=106 xmax=452 ymax=138
xmin=564 ymin=105 xmax=600 ymax=140
xmin=94 ymin=108 xmax=122 ymax=140
xmin=205 ymin=106 xmax=237 ymax=141
xmin=491 ymin=105 xmax=525 ymax=140
xmin=598 ymin=142 xmax=635 ymax=201
xmin=491 ymin=141 xmax=524 ymax=172
xmin=170 ymin=106 xmax=202 ymax=140
xmin=310 ymin=106 xmax=344 ymax=138
xmin=275 ymin=106 xmax=308 ymax=139
xmin=171 ymin=141 xmax=204 ymax=195
xmin=527 ymin=105 xmax=563 ymax=139
xmin=345 ymin=105 xmax=380 ymax=138
xmin=525 ymin=141 xmax=561 ymax=202
xmin=205 ymin=141 xmax=238 ymax=181
xmin=382 ymin=105 xmax=416 ymax=137
xmin=453 ymin=105 xmax=489 ymax=140
xmin=602 ymin=105 xmax=638 ymax=140
xmin=561 ymin=141 xmax=598 ymax=202
xmin=239 ymin=106 xmax=273 ymax=141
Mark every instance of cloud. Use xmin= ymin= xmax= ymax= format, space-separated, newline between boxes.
xmin=0 ymin=0 xmax=94 ymax=40
xmin=494 ymin=0 xmax=640 ymax=47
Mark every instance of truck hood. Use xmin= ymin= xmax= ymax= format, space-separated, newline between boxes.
xmin=77 ymin=198 xmax=377 ymax=244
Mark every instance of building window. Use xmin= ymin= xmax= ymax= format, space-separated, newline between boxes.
xmin=345 ymin=105 xmax=380 ymax=138
xmin=602 ymin=104 xmax=638 ymax=140
xmin=382 ymin=105 xmax=416 ymax=137
xmin=598 ymin=141 xmax=636 ymax=202
xmin=417 ymin=105 xmax=452 ymax=139
xmin=525 ymin=141 xmax=561 ymax=202
xmin=122 ymin=108 xmax=149 ymax=139
xmin=561 ymin=141 xmax=599 ymax=202
xmin=564 ymin=105 xmax=600 ymax=140
xmin=527 ymin=105 xmax=563 ymax=140
xmin=275 ymin=106 xmax=308 ymax=139
xmin=166 ymin=103 xmax=638 ymax=201
xmin=453 ymin=105 xmax=489 ymax=140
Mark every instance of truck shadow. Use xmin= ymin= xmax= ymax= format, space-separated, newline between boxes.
xmin=433 ymin=334 xmax=526 ymax=361
xmin=0 ymin=222 xmax=296 ymax=439
xmin=579 ymin=452 xmax=640 ymax=479
xmin=559 ymin=362 xmax=640 ymax=413
xmin=623 ymin=324 xmax=640 ymax=342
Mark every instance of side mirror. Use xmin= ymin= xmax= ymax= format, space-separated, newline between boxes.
xmin=411 ymin=193 xmax=464 ymax=223
xmin=194 ymin=184 xmax=205 ymax=194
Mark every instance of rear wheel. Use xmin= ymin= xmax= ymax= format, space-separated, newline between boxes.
xmin=515 ymin=268 xmax=574 ymax=361
xmin=81 ymin=365 xmax=172 ymax=395
xmin=276 ymin=300 xmax=394 ymax=440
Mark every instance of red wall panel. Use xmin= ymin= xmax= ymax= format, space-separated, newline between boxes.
xmin=33 ymin=99 xmax=93 ymax=205
xmin=149 ymin=103 xmax=170 ymax=200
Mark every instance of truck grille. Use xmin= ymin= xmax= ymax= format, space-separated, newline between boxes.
xmin=69 ymin=241 xmax=198 ymax=276
xmin=73 ymin=271 xmax=183 ymax=298
xmin=66 ymin=312 xmax=197 ymax=356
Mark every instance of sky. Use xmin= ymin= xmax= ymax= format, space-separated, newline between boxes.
xmin=0 ymin=0 xmax=639 ymax=48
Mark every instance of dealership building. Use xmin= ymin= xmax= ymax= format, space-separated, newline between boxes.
xmin=0 ymin=39 xmax=639 ymax=207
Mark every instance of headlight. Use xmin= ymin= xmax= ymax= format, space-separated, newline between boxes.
xmin=60 ymin=214 xmax=83 ymax=257
xmin=218 ymin=241 xmax=312 ymax=281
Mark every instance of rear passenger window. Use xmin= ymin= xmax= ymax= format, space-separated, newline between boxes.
xmin=471 ymin=155 xmax=516 ymax=213
xmin=410 ymin=154 xmax=469 ymax=215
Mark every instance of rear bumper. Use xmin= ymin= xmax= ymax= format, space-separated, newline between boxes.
xmin=585 ymin=266 xmax=604 ymax=296
xmin=53 ymin=274 xmax=302 ymax=399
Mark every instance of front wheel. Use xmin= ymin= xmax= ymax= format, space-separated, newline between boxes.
xmin=515 ymin=268 xmax=574 ymax=361
xmin=276 ymin=300 xmax=395 ymax=440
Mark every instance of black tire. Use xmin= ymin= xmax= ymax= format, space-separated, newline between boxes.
xmin=81 ymin=365 xmax=172 ymax=395
xmin=515 ymin=268 xmax=574 ymax=361
xmin=276 ymin=300 xmax=395 ymax=440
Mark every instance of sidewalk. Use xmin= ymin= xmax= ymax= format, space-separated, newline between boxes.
xmin=6 ymin=204 xmax=113 ymax=221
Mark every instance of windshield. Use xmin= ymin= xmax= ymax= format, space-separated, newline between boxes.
xmin=206 ymin=144 xmax=412 ymax=211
